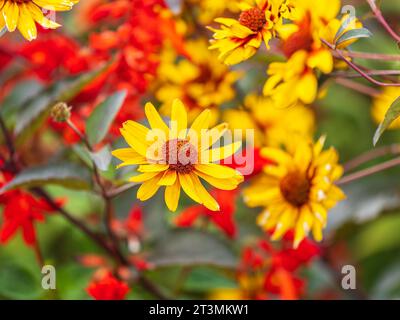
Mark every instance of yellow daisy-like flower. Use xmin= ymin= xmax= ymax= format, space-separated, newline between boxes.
xmin=0 ymin=0 xmax=79 ymax=41
xmin=112 ymin=99 xmax=244 ymax=212
xmin=225 ymin=94 xmax=315 ymax=147
xmin=188 ymin=0 xmax=240 ymax=24
xmin=208 ymin=0 xmax=295 ymax=65
xmin=243 ymin=136 xmax=345 ymax=248
xmin=371 ymin=87 xmax=400 ymax=129
xmin=156 ymin=40 xmax=240 ymax=124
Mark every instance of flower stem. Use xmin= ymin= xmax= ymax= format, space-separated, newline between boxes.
xmin=321 ymin=38 xmax=400 ymax=87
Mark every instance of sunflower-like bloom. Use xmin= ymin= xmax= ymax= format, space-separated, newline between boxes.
xmin=372 ymin=87 xmax=400 ymax=129
xmin=0 ymin=0 xmax=79 ymax=41
xmin=112 ymin=99 xmax=244 ymax=212
xmin=156 ymin=40 xmax=240 ymax=124
xmin=244 ymin=136 xmax=345 ymax=248
xmin=208 ymin=0 xmax=295 ymax=65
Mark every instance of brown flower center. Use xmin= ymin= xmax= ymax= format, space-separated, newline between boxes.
xmin=239 ymin=7 xmax=266 ymax=32
xmin=279 ymin=171 xmax=311 ymax=207
xmin=162 ymin=139 xmax=197 ymax=174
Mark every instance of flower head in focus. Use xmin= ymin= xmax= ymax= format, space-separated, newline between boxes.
xmin=112 ymin=99 xmax=243 ymax=212
xmin=208 ymin=0 xmax=295 ymax=65
xmin=0 ymin=0 xmax=79 ymax=41
xmin=156 ymin=40 xmax=240 ymax=124
xmin=87 ymin=271 xmax=130 ymax=300
xmin=244 ymin=136 xmax=345 ymax=247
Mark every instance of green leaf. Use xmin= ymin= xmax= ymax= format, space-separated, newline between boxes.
xmin=0 ymin=79 xmax=44 ymax=118
xmin=15 ymin=62 xmax=112 ymax=143
xmin=373 ymin=96 xmax=400 ymax=146
xmin=334 ymin=15 xmax=356 ymax=43
xmin=86 ymin=90 xmax=127 ymax=146
xmin=0 ymin=261 xmax=42 ymax=299
xmin=89 ymin=145 xmax=112 ymax=171
xmin=0 ymin=162 xmax=92 ymax=193
xmin=183 ymin=267 xmax=237 ymax=293
xmin=335 ymin=28 xmax=372 ymax=47
xmin=148 ymin=230 xmax=237 ymax=268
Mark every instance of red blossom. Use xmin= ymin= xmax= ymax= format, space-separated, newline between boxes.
xmin=87 ymin=271 xmax=130 ymax=300
xmin=174 ymin=189 xmax=238 ymax=238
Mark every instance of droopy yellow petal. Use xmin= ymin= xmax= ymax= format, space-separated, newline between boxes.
xmin=32 ymin=0 xmax=75 ymax=11
xmin=165 ymin=178 xmax=181 ymax=212
xmin=112 ymin=148 xmax=147 ymax=162
xmin=195 ymin=163 xmax=240 ymax=179
xmin=170 ymin=99 xmax=187 ymax=139
xmin=188 ymin=109 xmax=211 ymax=143
xmin=27 ymin=2 xmax=60 ymax=29
xmin=297 ymin=72 xmax=317 ymax=105
xmin=122 ymin=120 xmax=151 ymax=144
xmin=190 ymin=173 xmax=220 ymax=211
xmin=3 ymin=1 xmax=19 ymax=32
xmin=137 ymin=173 xmax=163 ymax=201
xmin=179 ymin=173 xmax=202 ymax=203
xmin=196 ymin=170 xmax=240 ymax=191
xmin=202 ymin=123 xmax=228 ymax=151
xmin=120 ymin=127 xmax=148 ymax=157
xmin=158 ymin=170 xmax=177 ymax=186
xmin=17 ymin=3 xmax=37 ymax=41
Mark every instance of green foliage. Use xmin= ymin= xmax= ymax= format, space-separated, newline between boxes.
xmin=0 ymin=163 xmax=92 ymax=193
xmin=86 ymin=90 xmax=127 ymax=146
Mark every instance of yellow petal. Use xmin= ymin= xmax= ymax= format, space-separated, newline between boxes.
xmin=137 ymin=173 xmax=163 ymax=201
xmin=170 ymin=99 xmax=187 ymax=139
xmin=3 ymin=1 xmax=19 ymax=32
xmin=17 ymin=3 xmax=37 ymax=41
xmin=190 ymin=173 xmax=220 ymax=211
xmin=112 ymin=148 xmax=147 ymax=163
xmin=208 ymin=141 xmax=241 ymax=162
xmin=196 ymin=170 xmax=241 ymax=190
xmin=179 ymin=172 xmax=202 ymax=203
xmin=138 ymin=164 xmax=169 ymax=173
xmin=129 ymin=172 xmax=160 ymax=183
xmin=32 ymin=0 xmax=75 ymax=11
xmin=195 ymin=163 xmax=239 ymax=179
xmin=27 ymin=2 xmax=60 ymax=29
xmin=120 ymin=127 xmax=148 ymax=157
xmin=158 ymin=170 xmax=177 ymax=186
xmin=202 ymin=123 xmax=228 ymax=151
xmin=145 ymin=102 xmax=169 ymax=138
xmin=165 ymin=178 xmax=181 ymax=212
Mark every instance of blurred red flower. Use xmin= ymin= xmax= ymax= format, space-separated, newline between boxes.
xmin=174 ymin=189 xmax=238 ymax=238
xmin=87 ymin=271 xmax=130 ymax=300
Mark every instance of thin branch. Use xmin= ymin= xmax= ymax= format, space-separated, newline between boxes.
xmin=333 ymin=70 xmax=400 ymax=78
xmin=337 ymin=156 xmax=400 ymax=185
xmin=336 ymin=50 xmax=400 ymax=61
xmin=335 ymin=77 xmax=380 ymax=97
xmin=366 ymin=0 xmax=400 ymax=44
xmin=343 ymin=144 xmax=400 ymax=172
xmin=107 ymin=182 xmax=137 ymax=198
xmin=322 ymin=38 xmax=400 ymax=87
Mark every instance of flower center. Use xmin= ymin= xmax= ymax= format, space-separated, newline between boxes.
xmin=239 ymin=7 xmax=266 ymax=32
xmin=162 ymin=139 xmax=198 ymax=174
xmin=279 ymin=171 xmax=310 ymax=207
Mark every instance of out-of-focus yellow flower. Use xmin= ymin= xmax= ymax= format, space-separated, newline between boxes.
xmin=244 ymin=136 xmax=345 ymax=248
xmin=112 ymin=99 xmax=243 ymax=212
xmin=265 ymin=0 xmax=362 ymax=107
xmin=263 ymin=50 xmax=321 ymax=108
xmin=188 ymin=0 xmax=240 ymax=24
xmin=246 ymin=94 xmax=315 ymax=147
xmin=372 ymin=87 xmax=400 ymax=129
xmin=0 ymin=0 xmax=79 ymax=41
xmin=224 ymin=94 xmax=315 ymax=147
xmin=208 ymin=0 xmax=295 ymax=65
xmin=156 ymin=40 xmax=240 ymax=124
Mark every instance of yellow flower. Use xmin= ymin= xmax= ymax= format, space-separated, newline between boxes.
xmin=208 ymin=0 xmax=295 ymax=65
xmin=243 ymin=136 xmax=345 ymax=248
xmin=263 ymin=50 xmax=321 ymax=108
xmin=156 ymin=40 xmax=240 ymax=124
xmin=112 ymin=99 xmax=244 ymax=212
xmin=372 ymin=87 xmax=400 ymax=129
xmin=0 ymin=0 xmax=79 ymax=41
xmin=223 ymin=94 xmax=315 ymax=147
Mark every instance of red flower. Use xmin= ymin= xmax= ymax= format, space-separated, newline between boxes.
xmin=87 ymin=271 xmax=130 ymax=300
xmin=174 ymin=189 xmax=238 ymax=238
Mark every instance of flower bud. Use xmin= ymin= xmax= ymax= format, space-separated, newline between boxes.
xmin=50 ymin=102 xmax=71 ymax=122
